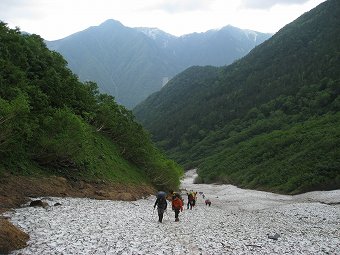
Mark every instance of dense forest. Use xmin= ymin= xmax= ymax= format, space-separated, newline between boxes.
xmin=0 ymin=22 xmax=183 ymax=191
xmin=134 ymin=0 xmax=340 ymax=194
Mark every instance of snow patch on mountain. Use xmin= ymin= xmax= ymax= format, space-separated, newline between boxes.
xmin=136 ymin=27 xmax=176 ymax=48
xmin=243 ymin=29 xmax=258 ymax=43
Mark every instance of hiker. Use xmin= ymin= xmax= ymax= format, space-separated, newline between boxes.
xmin=170 ymin=190 xmax=183 ymax=200
xmin=172 ymin=193 xmax=183 ymax=222
xmin=187 ymin=192 xmax=194 ymax=210
xmin=205 ymin=199 xmax=211 ymax=206
xmin=154 ymin=191 xmax=168 ymax=223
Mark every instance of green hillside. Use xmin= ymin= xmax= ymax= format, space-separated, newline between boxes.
xmin=0 ymin=22 xmax=183 ymax=191
xmin=134 ymin=0 xmax=340 ymax=194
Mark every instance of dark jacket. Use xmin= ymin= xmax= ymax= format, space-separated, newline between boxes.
xmin=154 ymin=197 xmax=167 ymax=210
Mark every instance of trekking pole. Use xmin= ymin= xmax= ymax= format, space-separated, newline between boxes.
xmin=165 ymin=209 xmax=170 ymax=221
xmin=152 ymin=207 xmax=156 ymax=222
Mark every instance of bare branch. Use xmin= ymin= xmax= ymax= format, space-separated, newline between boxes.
xmin=96 ymin=124 xmax=105 ymax=132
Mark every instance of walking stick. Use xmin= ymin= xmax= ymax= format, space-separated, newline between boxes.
xmin=152 ymin=207 xmax=156 ymax=222
xmin=165 ymin=209 xmax=170 ymax=221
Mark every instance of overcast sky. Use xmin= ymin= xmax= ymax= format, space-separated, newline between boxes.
xmin=0 ymin=0 xmax=326 ymax=41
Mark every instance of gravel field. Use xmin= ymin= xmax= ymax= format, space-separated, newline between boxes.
xmin=6 ymin=170 xmax=340 ymax=254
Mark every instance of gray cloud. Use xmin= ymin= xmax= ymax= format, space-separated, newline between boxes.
xmin=241 ymin=0 xmax=310 ymax=9
xmin=0 ymin=0 xmax=28 ymax=9
xmin=0 ymin=0 xmax=44 ymax=22
xmin=151 ymin=0 xmax=212 ymax=13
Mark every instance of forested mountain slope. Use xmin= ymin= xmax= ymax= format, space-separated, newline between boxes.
xmin=134 ymin=0 xmax=340 ymax=194
xmin=47 ymin=20 xmax=271 ymax=108
xmin=0 ymin=22 xmax=182 ymax=191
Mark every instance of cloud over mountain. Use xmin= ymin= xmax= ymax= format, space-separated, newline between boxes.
xmin=241 ymin=0 xmax=310 ymax=9
xmin=151 ymin=0 xmax=212 ymax=13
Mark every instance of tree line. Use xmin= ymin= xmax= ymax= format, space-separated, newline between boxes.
xmin=0 ymin=22 xmax=182 ymax=190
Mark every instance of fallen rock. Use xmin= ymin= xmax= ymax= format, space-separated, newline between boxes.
xmin=268 ymin=233 xmax=280 ymax=240
xmin=29 ymin=200 xmax=48 ymax=208
xmin=0 ymin=219 xmax=29 ymax=254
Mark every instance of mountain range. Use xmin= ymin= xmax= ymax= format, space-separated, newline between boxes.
xmin=133 ymin=0 xmax=340 ymax=194
xmin=46 ymin=21 xmax=271 ymax=108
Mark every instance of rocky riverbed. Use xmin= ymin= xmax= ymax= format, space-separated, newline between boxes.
xmin=6 ymin=170 xmax=340 ymax=254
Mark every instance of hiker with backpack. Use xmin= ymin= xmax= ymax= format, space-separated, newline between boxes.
xmin=171 ymin=192 xmax=183 ymax=222
xmin=187 ymin=191 xmax=197 ymax=210
xmin=154 ymin=191 xmax=168 ymax=223
xmin=187 ymin=192 xmax=194 ymax=210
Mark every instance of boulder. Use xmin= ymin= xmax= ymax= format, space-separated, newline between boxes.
xmin=29 ymin=200 xmax=48 ymax=208
xmin=268 ymin=233 xmax=280 ymax=240
xmin=0 ymin=219 xmax=29 ymax=254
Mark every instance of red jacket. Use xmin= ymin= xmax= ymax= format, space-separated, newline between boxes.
xmin=172 ymin=197 xmax=183 ymax=210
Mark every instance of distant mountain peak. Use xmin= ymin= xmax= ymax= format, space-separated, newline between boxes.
xmin=99 ymin=19 xmax=124 ymax=27
xmin=46 ymin=19 xmax=272 ymax=108
xmin=220 ymin=24 xmax=237 ymax=30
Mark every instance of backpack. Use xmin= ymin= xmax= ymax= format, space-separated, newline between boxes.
xmin=157 ymin=191 xmax=166 ymax=199
xmin=172 ymin=192 xmax=182 ymax=200
xmin=172 ymin=197 xmax=183 ymax=210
